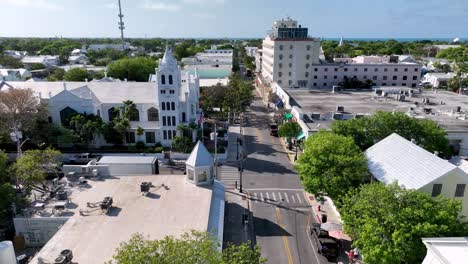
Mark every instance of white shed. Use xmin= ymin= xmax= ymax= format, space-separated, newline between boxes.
xmin=97 ymin=155 xmax=159 ymax=176
xmin=186 ymin=141 xmax=214 ymax=186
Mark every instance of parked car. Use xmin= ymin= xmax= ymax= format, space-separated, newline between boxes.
xmin=269 ymin=123 xmax=278 ymax=136
xmin=310 ymin=223 xmax=340 ymax=262
xmin=317 ymin=237 xmax=339 ymax=262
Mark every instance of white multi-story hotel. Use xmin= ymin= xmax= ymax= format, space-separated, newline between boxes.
xmin=259 ymin=18 xmax=422 ymax=89
xmin=261 ymin=17 xmax=321 ymax=88
xmin=0 ymin=48 xmax=200 ymax=147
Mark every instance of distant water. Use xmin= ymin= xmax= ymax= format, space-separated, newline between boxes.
xmin=321 ymin=37 xmax=468 ymax=42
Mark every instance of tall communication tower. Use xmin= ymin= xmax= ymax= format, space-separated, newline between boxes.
xmin=117 ymin=0 xmax=125 ymax=50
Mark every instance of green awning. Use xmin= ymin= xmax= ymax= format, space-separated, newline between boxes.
xmin=284 ymin=113 xmax=293 ymax=120
xmin=297 ymin=132 xmax=306 ymax=140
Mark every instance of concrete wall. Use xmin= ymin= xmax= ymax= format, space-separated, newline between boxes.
xmin=419 ymin=169 xmax=468 ymax=221
xmin=13 ymin=217 xmax=69 ymax=247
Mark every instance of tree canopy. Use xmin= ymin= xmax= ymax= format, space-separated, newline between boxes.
xmin=108 ymin=231 xmax=266 ymax=264
xmin=340 ymin=183 xmax=468 ymax=264
xmin=331 ymin=111 xmax=450 ymax=156
xmin=200 ymin=74 xmax=254 ymax=119
xmin=63 ymin=68 xmax=90 ymax=81
xmin=12 ymin=148 xmax=62 ymax=189
xmin=295 ymin=131 xmax=369 ymax=199
xmin=107 ymin=57 xmax=158 ymax=81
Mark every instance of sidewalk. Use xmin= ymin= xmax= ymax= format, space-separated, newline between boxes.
xmin=307 ymin=193 xmax=361 ymax=264
xmin=223 ymin=189 xmax=254 ymax=247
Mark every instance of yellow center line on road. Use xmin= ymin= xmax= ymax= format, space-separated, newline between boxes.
xmin=275 ymin=208 xmax=294 ymax=264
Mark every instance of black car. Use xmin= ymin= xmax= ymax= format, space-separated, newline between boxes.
xmin=318 ymin=237 xmax=339 ymax=262
xmin=310 ymin=223 xmax=340 ymax=262
xmin=269 ymin=123 xmax=278 ymax=136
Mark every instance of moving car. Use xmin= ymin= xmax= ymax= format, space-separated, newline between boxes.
xmin=310 ymin=223 xmax=340 ymax=262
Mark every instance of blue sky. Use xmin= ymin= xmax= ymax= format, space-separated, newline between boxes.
xmin=0 ymin=0 xmax=467 ymax=38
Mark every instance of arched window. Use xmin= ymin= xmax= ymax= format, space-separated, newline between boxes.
xmin=162 ymin=103 xmax=166 ymax=111
xmin=161 ymin=74 xmax=166 ymax=85
xmin=147 ymin=107 xmax=159 ymax=121
xmin=171 ymin=102 xmax=175 ymax=110
xmin=108 ymin=107 xmax=119 ymax=122
xmin=129 ymin=108 xmax=140 ymax=122
xmin=59 ymin=106 xmax=78 ymax=126
xmin=166 ymin=102 xmax=171 ymax=110
xmin=169 ymin=75 xmax=173 ymax=85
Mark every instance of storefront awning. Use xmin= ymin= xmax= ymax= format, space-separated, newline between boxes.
xmin=283 ymin=113 xmax=293 ymax=120
xmin=297 ymin=132 xmax=306 ymax=140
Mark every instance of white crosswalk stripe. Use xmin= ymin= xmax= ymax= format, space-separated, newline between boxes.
xmin=260 ymin=193 xmax=264 ymax=202
xmin=284 ymin=192 xmax=290 ymax=203
xmin=272 ymin=192 xmax=276 ymax=201
xmin=296 ymin=193 xmax=303 ymax=204
xmin=253 ymin=193 xmax=258 ymax=203
xmin=291 ymin=195 xmax=296 ymax=203
xmin=266 ymin=192 xmax=270 ymax=201
xmin=278 ymin=192 xmax=283 ymax=201
xmin=219 ymin=164 xmax=239 ymax=188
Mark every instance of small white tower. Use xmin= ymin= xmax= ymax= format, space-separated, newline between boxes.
xmin=185 ymin=141 xmax=214 ymax=186
xmin=338 ymin=36 xmax=344 ymax=47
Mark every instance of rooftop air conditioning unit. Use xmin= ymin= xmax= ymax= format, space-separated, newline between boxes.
xmin=336 ymin=106 xmax=344 ymax=112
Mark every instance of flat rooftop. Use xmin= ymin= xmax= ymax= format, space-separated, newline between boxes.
xmin=30 ymin=175 xmax=214 ymax=264
xmin=286 ymin=89 xmax=468 ymax=131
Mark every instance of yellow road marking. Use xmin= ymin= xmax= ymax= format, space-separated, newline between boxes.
xmin=276 ymin=208 xmax=294 ymax=264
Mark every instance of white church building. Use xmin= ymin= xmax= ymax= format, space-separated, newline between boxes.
xmin=0 ymin=48 xmax=200 ymax=147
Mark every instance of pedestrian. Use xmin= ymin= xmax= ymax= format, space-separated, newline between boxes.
xmin=317 ymin=204 xmax=321 ymax=211
xmin=348 ymin=249 xmax=354 ymax=263
xmin=353 ymin=248 xmax=359 ymax=261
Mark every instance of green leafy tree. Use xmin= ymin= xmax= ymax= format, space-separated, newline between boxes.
xmin=0 ymin=55 xmax=23 ymax=68
xmin=278 ymin=122 xmax=302 ymax=149
xmin=332 ymin=111 xmax=450 ymax=156
xmin=12 ymin=148 xmax=62 ymax=189
xmin=340 ymin=183 xmax=468 ymax=264
xmin=433 ymin=62 xmax=451 ymax=73
xmin=108 ymin=231 xmax=266 ymax=264
xmin=0 ymin=183 xmax=16 ymax=224
xmin=295 ymin=131 xmax=369 ymax=199
xmin=47 ymin=68 xmax=66 ymax=81
xmin=172 ymin=136 xmax=194 ymax=153
xmin=69 ymin=114 xmax=105 ymax=145
xmin=29 ymin=63 xmax=46 ymax=70
xmin=107 ymin=57 xmax=158 ymax=81
xmin=64 ymin=68 xmax=90 ymax=82
xmin=108 ymin=100 xmax=138 ymax=144
xmin=0 ymin=151 xmax=8 ymax=181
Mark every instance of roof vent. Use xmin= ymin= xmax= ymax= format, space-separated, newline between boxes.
xmin=336 ymin=106 xmax=344 ymax=112
xmin=410 ymin=139 xmax=416 ymax=144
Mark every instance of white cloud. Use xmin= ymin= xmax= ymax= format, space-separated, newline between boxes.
xmin=0 ymin=0 xmax=63 ymax=10
xmin=142 ymin=1 xmax=181 ymax=11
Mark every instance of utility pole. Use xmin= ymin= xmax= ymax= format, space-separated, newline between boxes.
xmin=239 ymin=113 xmax=244 ymax=193
xmin=117 ymin=0 xmax=125 ymax=51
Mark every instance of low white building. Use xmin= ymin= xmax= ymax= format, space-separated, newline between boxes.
xmin=0 ymin=68 xmax=31 ymax=81
xmin=421 ymin=72 xmax=467 ymax=88
xmin=366 ymin=133 xmax=468 ymax=219
xmin=422 ymin=237 xmax=468 ymax=264
xmin=245 ymin=47 xmax=259 ymax=57
xmin=3 ymin=50 xmax=27 ymax=60
xmin=68 ymin=55 xmax=89 ymax=65
xmin=21 ymin=55 xmax=59 ymax=68
xmin=86 ymin=42 xmax=130 ymax=51
xmin=2 ymin=48 xmax=201 ymax=147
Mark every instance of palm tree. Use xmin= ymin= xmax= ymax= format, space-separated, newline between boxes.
xmin=113 ymin=100 xmax=137 ymax=143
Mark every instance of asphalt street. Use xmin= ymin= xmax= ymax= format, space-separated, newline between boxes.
xmin=242 ymin=97 xmax=329 ymax=264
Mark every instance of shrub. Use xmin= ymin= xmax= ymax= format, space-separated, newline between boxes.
xmin=154 ymin=147 xmax=163 ymax=153
xmin=135 ymin=141 xmax=145 ymax=150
